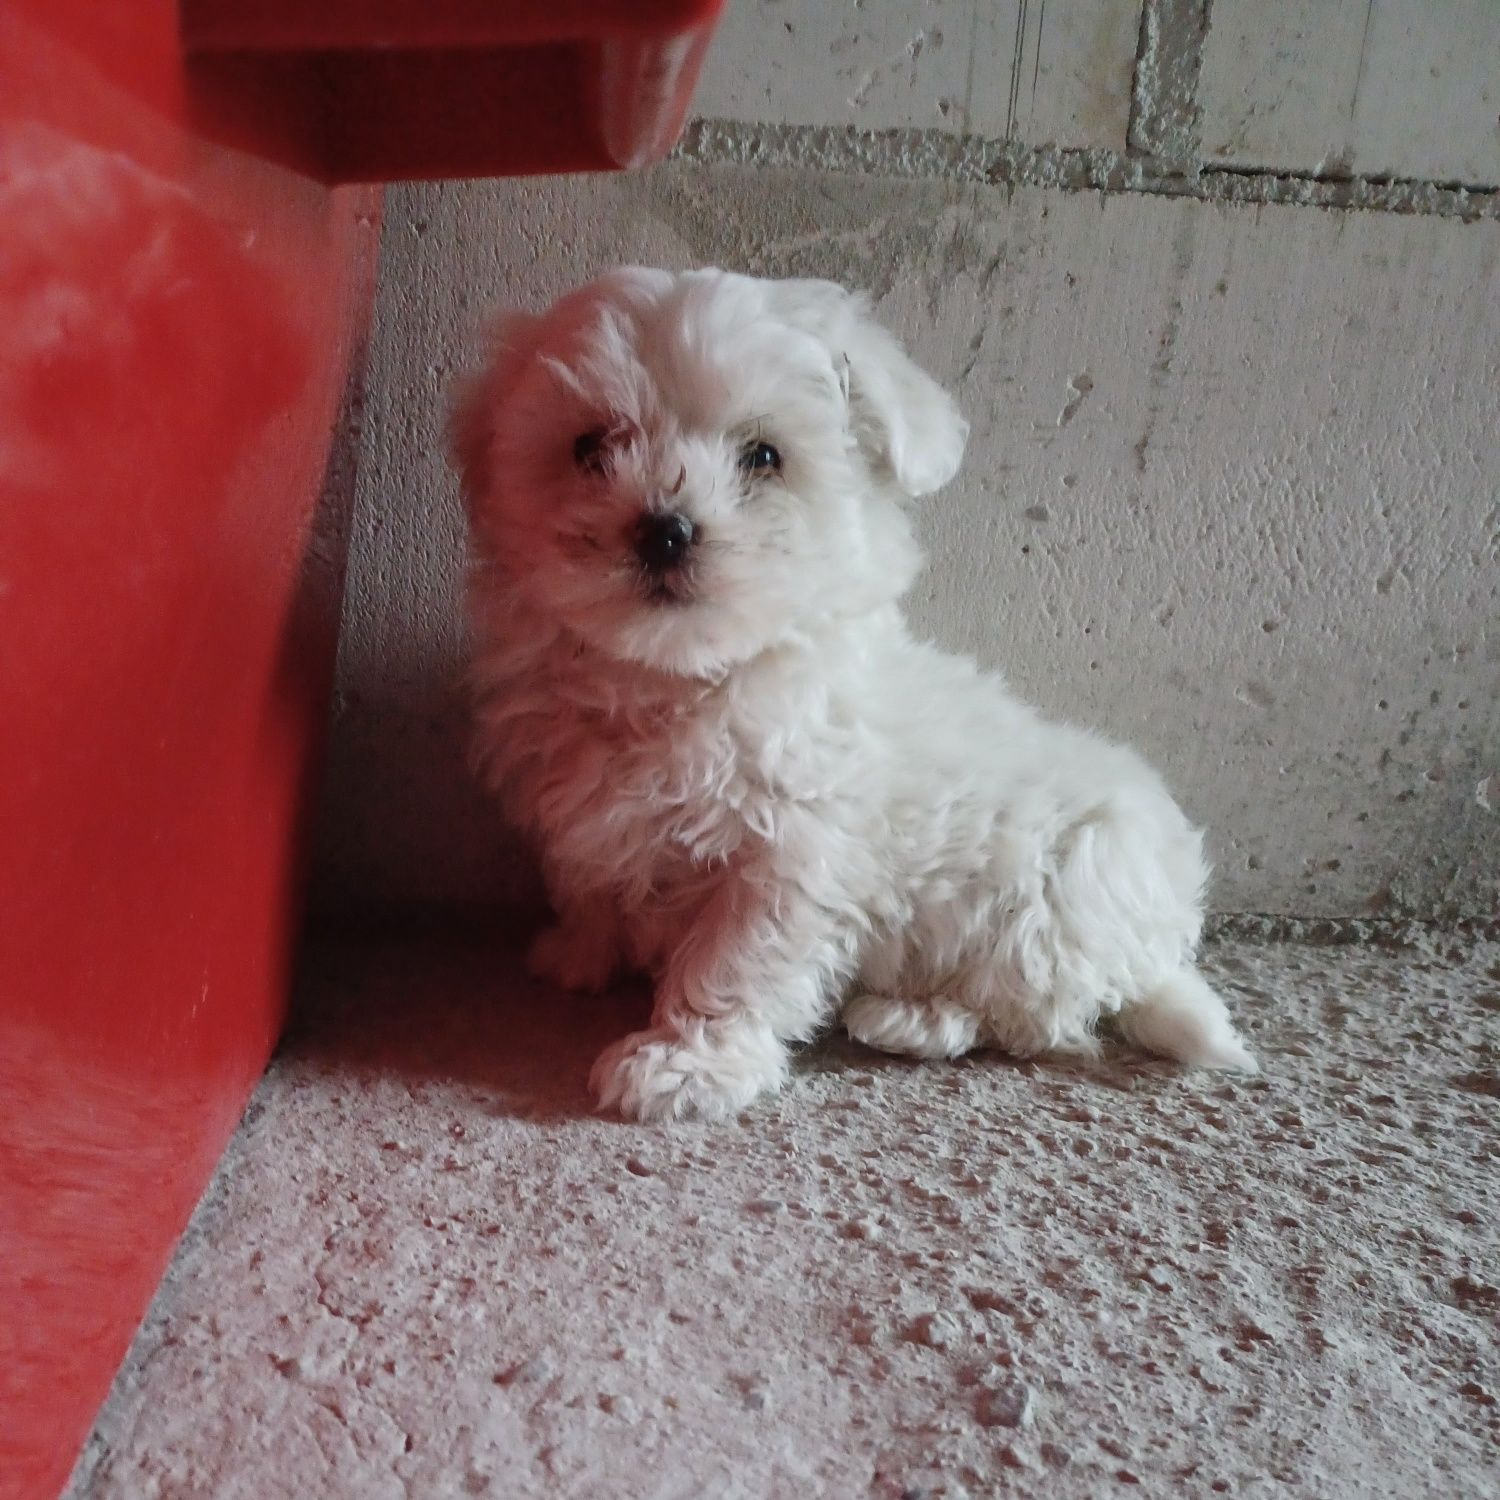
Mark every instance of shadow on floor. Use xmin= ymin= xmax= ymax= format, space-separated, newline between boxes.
xmin=284 ymin=932 xmax=657 ymax=1122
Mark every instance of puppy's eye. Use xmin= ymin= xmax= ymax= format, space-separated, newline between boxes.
xmin=572 ymin=427 xmax=610 ymax=474
xmin=739 ymin=440 xmax=782 ymax=477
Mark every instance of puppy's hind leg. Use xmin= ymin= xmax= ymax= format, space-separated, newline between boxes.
xmin=1119 ymin=967 xmax=1257 ymax=1073
xmin=844 ymin=994 xmax=981 ymax=1059
xmin=527 ymin=889 xmax=626 ymax=993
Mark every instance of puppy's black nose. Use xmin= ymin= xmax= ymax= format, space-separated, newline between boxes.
xmin=634 ymin=511 xmax=695 ymax=573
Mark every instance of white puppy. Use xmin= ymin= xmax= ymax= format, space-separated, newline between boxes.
xmin=452 ymin=267 xmax=1255 ymax=1121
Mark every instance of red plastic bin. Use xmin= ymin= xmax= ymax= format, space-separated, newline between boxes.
xmin=0 ymin=3 xmax=723 ymax=1496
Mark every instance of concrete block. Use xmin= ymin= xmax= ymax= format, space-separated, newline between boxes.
xmin=319 ymin=168 xmax=1499 ymax=920
xmin=1199 ymin=0 xmax=1500 ymax=186
xmin=694 ymin=0 xmax=1142 ymax=151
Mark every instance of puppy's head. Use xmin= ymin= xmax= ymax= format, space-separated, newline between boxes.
xmin=452 ymin=268 xmax=968 ymax=678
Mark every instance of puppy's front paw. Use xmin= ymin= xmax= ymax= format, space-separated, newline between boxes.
xmin=527 ymin=921 xmax=618 ymax=993
xmin=589 ymin=1025 xmax=786 ymax=1122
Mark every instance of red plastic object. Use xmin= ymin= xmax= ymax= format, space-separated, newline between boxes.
xmin=180 ymin=0 xmax=727 ymax=181
xmin=1 ymin=2 xmax=723 ymax=1494
xmin=0 ymin=4 xmax=381 ymax=1497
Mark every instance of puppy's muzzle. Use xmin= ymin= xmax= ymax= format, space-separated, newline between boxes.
xmin=634 ymin=511 xmax=695 ymax=575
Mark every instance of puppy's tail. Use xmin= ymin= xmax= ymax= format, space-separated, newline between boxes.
xmin=1120 ymin=967 xmax=1257 ymax=1073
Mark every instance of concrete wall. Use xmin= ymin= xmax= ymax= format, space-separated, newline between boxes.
xmin=312 ymin=2 xmax=1499 ymax=923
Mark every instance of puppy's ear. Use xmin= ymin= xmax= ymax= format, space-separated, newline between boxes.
xmin=775 ymin=279 xmax=969 ymax=498
xmin=448 ymin=311 xmax=544 ymax=507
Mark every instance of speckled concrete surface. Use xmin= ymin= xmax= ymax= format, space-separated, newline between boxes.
xmin=70 ymin=935 xmax=1500 ymax=1500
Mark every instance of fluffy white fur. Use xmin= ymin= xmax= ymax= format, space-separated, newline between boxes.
xmin=452 ymin=267 xmax=1255 ymax=1121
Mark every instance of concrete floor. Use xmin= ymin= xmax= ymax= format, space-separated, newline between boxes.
xmin=69 ymin=933 xmax=1500 ymax=1500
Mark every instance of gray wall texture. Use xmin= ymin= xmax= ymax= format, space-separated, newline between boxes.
xmin=311 ymin=1 xmax=1499 ymax=924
